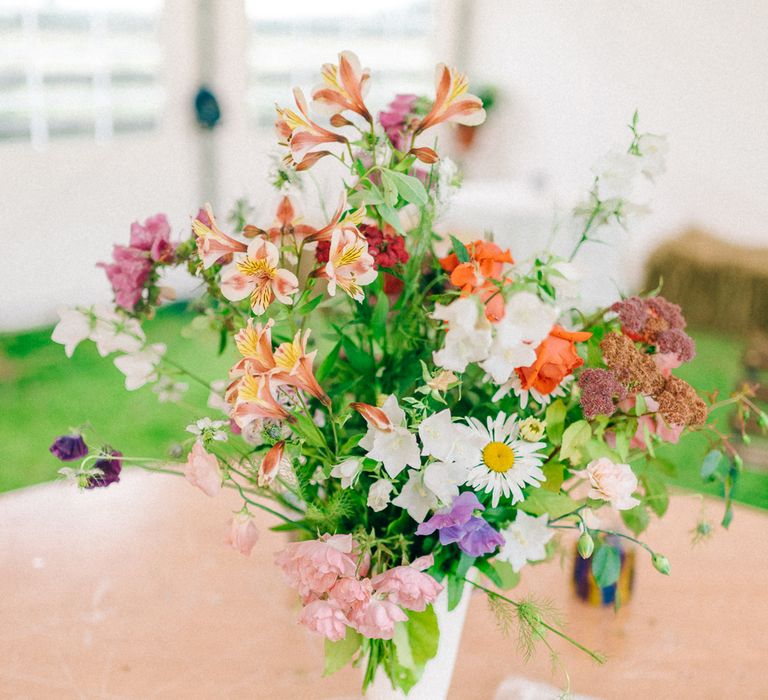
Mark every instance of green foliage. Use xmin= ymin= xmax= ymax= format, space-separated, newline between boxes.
xmin=520 ymin=488 xmax=580 ymax=520
xmin=621 ymin=504 xmax=651 ymax=535
xmin=592 ymin=544 xmax=621 ymax=587
xmin=559 ymin=420 xmax=592 ymax=465
xmin=545 ymin=399 xmax=567 ymax=445
xmin=324 ymin=629 xmax=362 ymax=676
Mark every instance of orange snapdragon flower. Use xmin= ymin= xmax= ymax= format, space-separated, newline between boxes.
xmin=439 ymin=240 xmax=514 ymax=322
xmin=516 ymin=325 xmax=592 ymax=395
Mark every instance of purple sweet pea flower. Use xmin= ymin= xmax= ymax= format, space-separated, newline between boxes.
xmin=50 ymin=434 xmax=89 ymax=461
xmin=416 ymin=491 xmax=504 ymax=557
xmin=85 ymin=450 xmax=123 ymax=489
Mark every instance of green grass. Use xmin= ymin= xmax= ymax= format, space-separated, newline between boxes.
xmin=1 ymin=308 xmax=766 ymax=509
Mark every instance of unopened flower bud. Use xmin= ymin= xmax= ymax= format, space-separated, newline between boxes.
xmin=577 ymin=531 xmax=594 ymax=559
xmin=651 ymin=553 xmax=671 ymax=575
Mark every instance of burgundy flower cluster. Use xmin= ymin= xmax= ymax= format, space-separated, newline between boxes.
xmin=98 ymin=214 xmax=176 ymax=311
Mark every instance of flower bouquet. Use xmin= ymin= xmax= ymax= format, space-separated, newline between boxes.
xmin=51 ymin=51 xmax=766 ymax=697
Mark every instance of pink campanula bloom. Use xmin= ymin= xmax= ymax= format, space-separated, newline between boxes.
xmin=348 ymin=597 xmax=408 ymax=640
xmin=184 ymin=441 xmax=222 ymax=497
xmin=370 ymin=554 xmax=443 ymax=612
xmin=274 ymin=534 xmax=357 ymax=600
xmin=225 ymin=513 xmax=259 ymax=556
xmin=299 ymin=599 xmax=350 ymax=642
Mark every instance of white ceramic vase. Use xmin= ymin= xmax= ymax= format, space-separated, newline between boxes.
xmin=364 ymin=579 xmax=474 ymax=700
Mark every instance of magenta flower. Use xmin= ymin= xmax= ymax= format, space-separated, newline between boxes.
xmin=129 ymin=213 xmax=175 ymax=262
xmin=416 ymin=491 xmax=504 ymax=557
xmin=50 ymin=434 xmax=88 ymax=461
xmin=379 ymin=94 xmax=418 ymax=151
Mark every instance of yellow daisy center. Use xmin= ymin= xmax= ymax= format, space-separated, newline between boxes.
xmin=482 ymin=441 xmax=515 ymax=473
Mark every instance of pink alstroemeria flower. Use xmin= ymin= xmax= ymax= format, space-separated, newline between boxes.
xmin=273 ymin=330 xmax=331 ymax=406
xmin=231 ymin=373 xmax=291 ymax=428
xmin=415 ymin=64 xmax=486 ymax=135
xmin=258 ymin=440 xmax=288 ymax=487
xmin=220 ymin=238 xmax=299 ymax=315
xmin=192 ymin=204 xmax=248 ymax=269
xmin=276 ymin=88 xmax=347 ymax=169
xmin=311 ymin=50 xmax=372 ymax=123
xmin=261 ymin=195 xmax=317 ymax=249
xmin=323 ymin=227 xmax=378 ymax=302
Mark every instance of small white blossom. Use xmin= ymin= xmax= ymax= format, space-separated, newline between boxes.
xmin=153 ymin=376 xmax=188 ymax=403
xmin=186 ymin=417 xmax=229 ymax=443
xmin=498 ymin=511 xmax=555 ymax=572
xmin=330 ymin=458 xmax=361 ymax=489
xmin=113 ymin=343 xmax=165 ymax=390
xmin=90 ymin=306 xmax=144 ymax=356
xmin=391 ymin=469 xmax=438 ymax=523
xmin=432 ymin=297 xmax=492 ymax=373
xmin=636 ymin=133 xmax=668 ymax=181
xmin=367 ymin=479 xmax=393 ymax=512
xmin=519 ymin=417 xmax=546 ymax=442
xmin=359 ymin=396 xmax=420 ymax=479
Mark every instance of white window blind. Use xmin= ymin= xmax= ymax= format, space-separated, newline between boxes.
xmin=0 ymin=0 xmax=164 ymax=147
xmin=245 ymin=0 xmax=436 ymax=128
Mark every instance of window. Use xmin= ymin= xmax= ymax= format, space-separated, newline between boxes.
xmin=0 ymin=0 xmax=164 ymax=146
xmin=245 ymin=0 xmax=437 ymax=127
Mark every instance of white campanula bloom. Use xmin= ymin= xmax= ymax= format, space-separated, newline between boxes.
xmin=391 ymin=469 xmax=438 ymax=523
xmin=480 ymin=292 xmax=558 ymax=385
xmin=357 ymin=395 xmax=420 ymax=479
xmin=464 ymin=412 xmax=547 ymax=508
xmin=51 ymin=305 xmax=144 ymax=358
xmin=367 ymin=478 xmax=394 ymax=512
xmin=330 ymin=458 xmax=362 ymax=489
xmin=636 ymin=133 xmax=668 ymax=181
xmin=51 ymin=307 xmax=91 ymax=358
xmin=113 ymin=343 xmax=165 ymax=390
xmin=432 ymin=297 xmax=492 ymax=373
xmin=498 ymin=511 xmax=555 ymax=572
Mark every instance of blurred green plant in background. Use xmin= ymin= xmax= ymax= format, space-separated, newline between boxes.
xmin=1 ymin=304 xmax=766 ymax=509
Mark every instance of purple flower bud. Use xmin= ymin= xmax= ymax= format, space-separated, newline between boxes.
xmin=49 ymin=434 xmax=89 ymax=461
xmin=85 ymin=449 xmax=123 ymax=489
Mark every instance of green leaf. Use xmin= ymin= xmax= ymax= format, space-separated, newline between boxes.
xmin=406 ymin=606 xmax=439 ymax=667
xmin=620 ymin=504 xmax=650 ymax=536
xmin=295 ymin=294 xmax=324 ymax=315
xmin=641 ymin=471 xmax=669 ymax=517
xmin=341 ymin=335 xmax=374 ymax=373
xmin=559 ymin=420 xmax=592 ymax=465
xmin=446 ymin=575 xmax=465 ymax=612
xmin=489 ymin=560 xmax=521 ymax=590
xmin=541 ymin=460 xmax=565 ymax=492
xmin=377 ymin=203 xmax=405 ymax=234
xmin=520 ymin=488 xmax=581 ymax=520
xmin=371 ymin=293 xmax=389 ymax=342
xmin=449 ymin=234 xmax=470 ymax=263
xmin=592 ymin=545 xmax=621 ymax=587
xmin=634 ymin=393 xmax=647 ymax=416
xmin=474 ymin=557 xmax=502 ymax=587
xmin=316 ymin=340 xmax=341 ymax=382
xmin=380 ymin=170 xmax=399 ymax=206
xmin=545 ymin=399 xmax=567 ymax=445
xmin=382 ymin=169 xmax=428 ymax=206
xmin=323 ymin=628 xmax=362 ymax=676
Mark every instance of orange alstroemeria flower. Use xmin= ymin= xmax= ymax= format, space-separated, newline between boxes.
xmin=192 ymin=204 xmax=248 ymax=269
xmin=250 ymin=195 xmax=317 ymax=250
xmin=415 ymin=64 xmax=486 ymax=135
xmin=273 ymin=330 xmax=330 ymax=406
xmin=311 ymin=50 xmax=372 ymax=123
xmin=276 ymin=88 xmax=347 ymax=169
xmin=439 ymin=240 xmax=514 ymax=322
xmin=232 ymin=373 xmax=291 ymax=428
xmin=258 ymin=441 xmax=288 ymax=487
xmin=516 ymin=325 xmax=592 ymax=395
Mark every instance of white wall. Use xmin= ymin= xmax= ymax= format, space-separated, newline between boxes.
xmin=461 ymin=0 xmax=768 ymax=293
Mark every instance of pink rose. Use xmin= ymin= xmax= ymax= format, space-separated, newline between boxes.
xmin=225 ymin=513 xmax=259 ymax=556
xmin=575 ymin=457 xmax=639 ymax=511
xmin=274 ymin=534 xmax=357 ymax=599
xmin=299 ymin=599 xmax=349 ymax=642
xmin=184 ymin=441 xmax=222 ymax=497
xmin=328 ymin=576 xmax=372 ymax=616
xmin=370 ymin=555 xmax=443 ymax=612
xmin=349 ymin=597 xmax=408 ymax=639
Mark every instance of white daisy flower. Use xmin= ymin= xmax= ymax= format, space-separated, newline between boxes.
xmin=464 ymin=412 xmax=548 ymax=507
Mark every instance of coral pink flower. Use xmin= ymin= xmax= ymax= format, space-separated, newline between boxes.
xmin=220 ymin=237 xmax=299 ymax=314
xmin=348 ymin=598 xmax=408 ymax=640
xmin=225 ymin=513 xmax=259 ymax=556
xmin=184 ymin=441 xmax=222 ymax=497
xmin=351 ymin=402 xmax=393 ymax=431
xmin=273 ymin=330 xmax=330 ymax=406
xmin=276 ymin=88 xmax=347 ymax=169
xmin=192 ymin=204 xmax=247 ymax=269
xmin=311 ymin=50 xmax=372 ymax=123
xmin=233 ymin=318 xmax=276 ymax=373
xmin=328 ymin=576 xmax=373 ymax=616
xmin=231 ymin=373 xmax=291 ymax=427
xmin=415 ymin=64 xmax=486 ymax=134
xmin=299 ymin=599 xmax=350 ymax=642
xmin=274 ymin=534 xmax=357 ymax=600
xmin=262 ymin=195 xmax=317 ymax=249
xmin=370 ymin=555 xmax=443 ymax=612
xmin=258 ymin=441 xmax=288 ymax=487
xmin=323 ymin=227 xmax=377 ymax=301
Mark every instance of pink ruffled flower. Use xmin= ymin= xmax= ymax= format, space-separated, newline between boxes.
xmin=299 ymin=599 xmax=350 ymax=642
xmin=370 ymin=555 xmax=443 ymax=612
xmin=184 ymin=441 xmax=222 ymax=497
xmin=574 ymin=457 xmax=639 ymax=511
xmin=328 ymin=576 xmax=372 ymax=616
xmin=129 ymin=213 xmax=174 ymax=262
xmin=98 ymin=245 xmax=151 ymax=310
xmin=274 ymin=534 xmax=357 ymax=600
xmin=379 ymin=93 xmax=418 ymax=151
xmin=225 ymin=513 xmax=259 ymax=556
xmin=348 ymin=597 xmax=407 ymax=640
